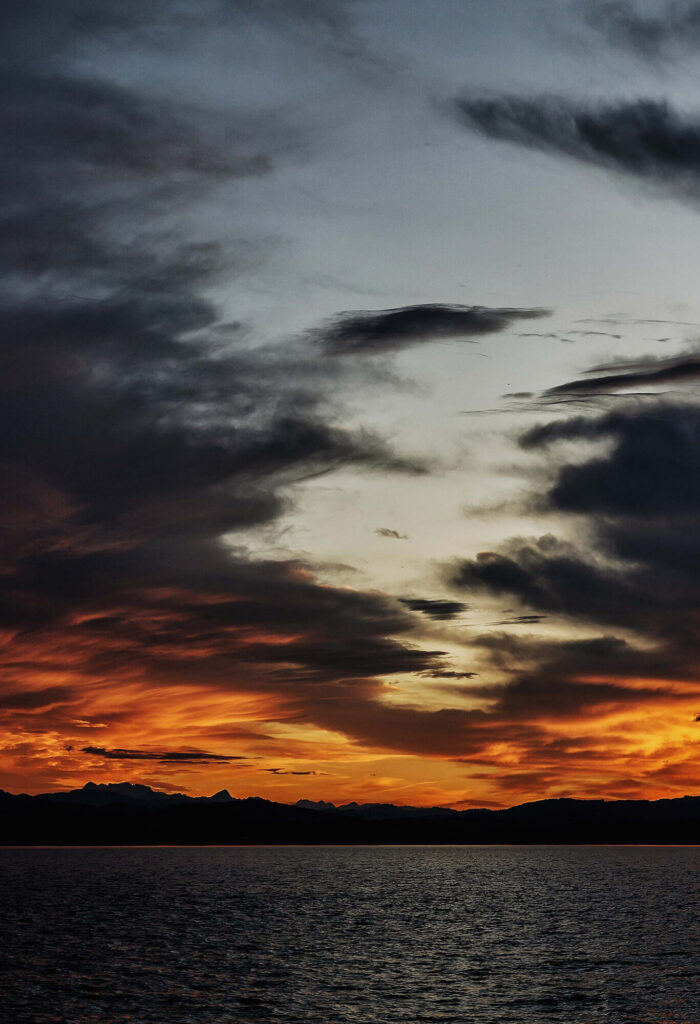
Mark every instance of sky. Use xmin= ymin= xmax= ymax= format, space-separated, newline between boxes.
xmin=2 ymin=0 xmax=700 ymax=808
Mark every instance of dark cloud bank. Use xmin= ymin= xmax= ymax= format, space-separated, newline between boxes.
xmin=449 ymin=394 xmax=700 ymax=726
xmin=454 ymin=92 xmax=700 ymax=203
xmin=399 ymin=598 xmax=467 ymax=621
xmin=0 ymin=0 xmax=458 ymax=753
xmin=82 ymin=747 xmax=247 ymax=764
xmin=319 ymin=304 xmax=548 ymax=355
xmin=0 ymin=0 xmax=579 ymax=779
xmin=545 ymin=352 xmax=700 ymax=398
xmin=445 ymin=55 xmax=700 ymax=781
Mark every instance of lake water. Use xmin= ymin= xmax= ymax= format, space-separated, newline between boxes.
xmin=0 ymin=846 xmax=698 ymax=1023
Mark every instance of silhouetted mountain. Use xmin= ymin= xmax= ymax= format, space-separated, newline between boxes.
xmin=34 ymin=782 xmax=191 ymax=806
xmin=1 ymin=784 xmax=699 ymax=845
xmin=208 ymin=789 xmax=234 ymax=803
xmin=296 ymin=799 xmax=459 ymax=819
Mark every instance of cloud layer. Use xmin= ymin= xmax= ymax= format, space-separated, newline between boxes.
xmin=82 ymin=747 xmax=248 ymax=764
xmin=544 ymin=352 xmax=700 ymax=397
xmin=318 ymin=304 xmax=548 ymax=355
xmin=584 ymin=1 xmax=700 ymax=59
xmin=2 ymin=0 xmax=699 ymax=810
xmin=454 ymin=94 xmax=700 ymax=202
xmin=0 ymin=0 xmax=461 ymax=795
xmin=448 ymin=393 xmax=700 ymax=786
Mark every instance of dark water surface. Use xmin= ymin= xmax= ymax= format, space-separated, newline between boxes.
xmin=0 ymin=845 xmax=698 ymax=1023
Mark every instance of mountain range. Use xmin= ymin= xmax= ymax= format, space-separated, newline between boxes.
xmin=1 ymin=783 xmax=699 ymax=845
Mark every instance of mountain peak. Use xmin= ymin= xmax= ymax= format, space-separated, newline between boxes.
xmin=296 ymin=799 xmax=336 ymax=812
xmin=209 ymin=789 xmax=234 ymax=803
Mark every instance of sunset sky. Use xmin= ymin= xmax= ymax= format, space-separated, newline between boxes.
xmin=2 ymin=0 xmax=700 ymax=808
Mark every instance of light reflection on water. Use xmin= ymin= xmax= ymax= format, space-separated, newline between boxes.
xmin=0 ymin=845 xmax=698 ymax=1024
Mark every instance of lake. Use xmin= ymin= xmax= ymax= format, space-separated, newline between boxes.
xmin=0 ymin=846 xmax=698 ymax=1023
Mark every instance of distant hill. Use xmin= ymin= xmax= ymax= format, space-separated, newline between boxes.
xmin=1 ymin=783 xmax=699 ymax=845
xmin=32 ymin=781 xmax=235 ymax=807
xmin=296 ymin=798 xmax=459 ymax=819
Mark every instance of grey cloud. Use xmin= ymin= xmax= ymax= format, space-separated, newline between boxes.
xmin=490 ymin=614 xmax=547 ymax=626
xmin=1 ymin=71 xmax=272 ymax=180
xmin=0 ymin=0 xmax=425 ymax=566
xmin=399 ymin=598 xmax=468 ymax=621
xmin=450 ymin=534 xmax=690 ymax=638
xmin=520 ymin=404 xmax=700 ymax=517
xmin=564 ymin=331 xmax=623 ymax=339
xmin=376 ymin=527 xmax=408 ymax=539
xmin=0 ymin=0 xmax=428 ymax=567
xmin=0 ymin=0 xmax=365 ymax=68
xmin=12 ymin=0 xmax=682 ymax=773
xmin=454 ymin=94 xmax=700 ymax=202
xmin=419 ymin=670 xmax=478 ymax=679
xmin=0 ymin=0 xmax=457 ymax=759
xmin=544 ymin=352 xmax=700 ymax=397
xmin=435 ymin=360 xmax=700 ymax=761
xmin=517 ymin=332 xmax=573 ymax=343
xmin=446 ymin=389 xmax=700 ymax=715
xmin=319 ymin=304 xmax=549 ymax=356
xmin=82 ymin=746 xmax=248 ymax=763
xmin=577 ymin=318 xmax=700 ymax=326
xmin=450 ymin=539 xmax=645 ymax=630
xmin=583 ymin=1 xmax=700 ymax=59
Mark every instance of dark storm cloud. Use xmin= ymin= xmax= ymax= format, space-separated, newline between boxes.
xmin=520 ymin=404 xmax=700 ymax=517
xmin=472 ymin=673 xmax=683 ymax=720
xmin=0 ymin=0 xmax=459 ymax=764
xmin=454 ymin=94 xmax=700 ymax=202
xmin=13 ymin=0 xmax=689 ymax=775
xmin=446 ymin=345 xmax=700 ymax=736
xmin=1 ymin=71 xmax=272 ymax=180
xmin=399 ymin=598 xmax=467 ymax=621
xmin=318 ymin=304 xmax=549 ymax=355
xmin=419 ymin=670 xmax=478 ymax=679
xmin=447 ymin=388 xmax=700 ymax=724
xmin=450 ymin=540 xmax=649 ymax=630
xmin=544 ymin=352 xmax=700 ymax=397
xmin=583 ymin=1 xmax=700 ymax=59
xmin=0 ymin=0 xmax=422 ymax=552
xmin=304 ymin=698 xmax=511 ymax=757
xmin=8 ymin=551 xmax=446 ymax=693
xmin=302 ymin=684 xmax=678 ymax=759
xmin=490 ymin=614 xmax=547 ymax=626
xmin=474 ymin=630 xmax=695 ymax=692
xmin=82 ymin=747 xmax=248 ymax=763
xmin=449 ymin=527 xmax=700 ymax=648
xmin=0 ymin=687 xmax=75 ymax=711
